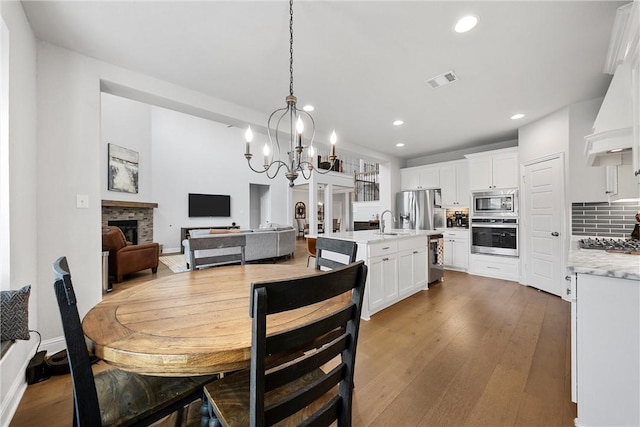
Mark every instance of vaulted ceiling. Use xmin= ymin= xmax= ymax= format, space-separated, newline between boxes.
xmin=21 ymin=1 xmax=626 ymax=160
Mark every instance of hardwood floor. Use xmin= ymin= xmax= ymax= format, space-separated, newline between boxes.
xmin=10 ymin=238 xmax=576 ymax=426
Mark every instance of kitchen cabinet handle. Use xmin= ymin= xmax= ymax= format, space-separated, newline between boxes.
xmin=551 ymin=232 xmax=559 ymax=237
xmin=635 ymin=169 xmax=640 ymax=176
xmin=605 ymin=191 xmax=612 ymax=194
xmin=382 ymin=257 xmax=389 ymax=261
xmin=565 ymin=275 xmax=571 ymax=281
xmin=487 ymin=266 xmax=499 ymax=270
xmin=413 ymin=250 xmax=419 ymax=254
xmin=382 ymin=246 xmax=390 ymax=250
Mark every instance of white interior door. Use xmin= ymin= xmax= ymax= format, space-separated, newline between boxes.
xmin=524 ymin=156 xmax=564 ymax=297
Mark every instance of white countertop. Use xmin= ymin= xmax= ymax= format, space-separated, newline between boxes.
xmin=567 ymin=238 xmax=640 ymax=281
xmin=315 ymin=229 xmax=442 ymax=244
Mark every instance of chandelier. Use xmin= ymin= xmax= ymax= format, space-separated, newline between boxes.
xmin=243 ymin=0 xmax=337 ymax=187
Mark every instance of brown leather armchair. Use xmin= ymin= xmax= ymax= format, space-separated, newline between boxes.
xmin=102 ymin=227 xmax=159 ymax=282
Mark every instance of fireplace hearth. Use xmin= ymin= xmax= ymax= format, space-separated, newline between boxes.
xmin=108 ymin=220 xmax=138 ymax=245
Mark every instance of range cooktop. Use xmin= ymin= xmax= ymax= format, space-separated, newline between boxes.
xmin=579 ymin=238 xmax=640 ymax=252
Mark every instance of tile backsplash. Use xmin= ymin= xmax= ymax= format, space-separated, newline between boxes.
xmin=572 ymin=201 xmax=640 ymax=238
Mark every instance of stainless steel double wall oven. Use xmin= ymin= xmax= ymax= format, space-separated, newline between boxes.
xmin=470 ymin=189 xmax=519 ymax=257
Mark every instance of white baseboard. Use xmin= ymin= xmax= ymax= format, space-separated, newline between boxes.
xmin=0 ymin=340 xmax=36 ymax=426
xmin=41 ymin=336 xmax=66 ymax=354
xmin=161 ymin=247 xmax=181 ymax=254
xmin=0 ymin=335 xmax=66 ymax=426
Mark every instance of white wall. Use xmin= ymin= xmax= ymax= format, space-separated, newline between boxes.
xmin=151 ymin=106 xmax=288 ymax=251
xmin=100 ymin=95 xmax=291 ymax=253
xmin=519 ymin=108 xmax=570 ymax=164
xmin=568 ymin=98 xmax=607 ymax=202
xmin=101 ymin=93 xmax=152 ymax=202
xmin=0 ymin=2 xmax=39 ymax=424
xmin=406 ymin=139 xmax=518 ymax=167
xmin=519 ymin=98 xmax=607 ymax=203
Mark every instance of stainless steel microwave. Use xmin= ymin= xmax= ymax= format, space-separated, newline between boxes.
xmin=471 ymin=189 xmax=518 ymax=217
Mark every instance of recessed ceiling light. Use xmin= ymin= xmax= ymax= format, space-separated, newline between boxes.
xmin=302 ymin=105 xmax=314 ymax=112
xmin=396 ymin=143 xmax=405 ymax=148
xmin=393 ymin=120 xmax=404 ymax=126
xmin=510 ymin=113 xmax=525 ymax=120
xmin=455 ymin=15 xmax=478 ymax=33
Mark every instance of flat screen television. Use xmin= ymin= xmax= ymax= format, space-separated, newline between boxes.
xmin=188 ymin=193 xmax=231 ymax=217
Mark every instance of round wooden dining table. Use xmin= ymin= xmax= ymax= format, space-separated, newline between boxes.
xmin=82 ymin=263 xmax=342 ymax=377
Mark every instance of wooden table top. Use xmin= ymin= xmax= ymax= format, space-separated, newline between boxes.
xmin=82 ymin=264 xmax=342 ymax=376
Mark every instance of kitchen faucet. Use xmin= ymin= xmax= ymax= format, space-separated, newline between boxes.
xmin=379 ymin=210 xmax=396 ymax=233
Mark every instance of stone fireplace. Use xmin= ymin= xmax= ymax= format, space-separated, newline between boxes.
xmin=108 ymin=220 xmax=139 ymax=244
xmin=101 ymin=200 xmax=158 ymax=243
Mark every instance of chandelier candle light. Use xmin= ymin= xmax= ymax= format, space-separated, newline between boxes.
xmin=243 ymin=0 xmax=337 ymax=187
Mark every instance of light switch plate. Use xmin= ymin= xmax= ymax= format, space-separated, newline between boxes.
xmin=76 ymin=194 xmax=89 ymax=209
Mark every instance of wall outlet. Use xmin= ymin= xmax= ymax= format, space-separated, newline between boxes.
xmin=76 ymin=194 xmax=89 ymax=209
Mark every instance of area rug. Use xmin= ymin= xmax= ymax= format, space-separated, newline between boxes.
xmin=159 ymin=254 xmax=189 ymax=274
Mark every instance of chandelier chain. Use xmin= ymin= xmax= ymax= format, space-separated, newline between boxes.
xmin=289 ymin=0 xmax=294 ymax=97
xmin=244 ymin=0 xmax=336 ymax=187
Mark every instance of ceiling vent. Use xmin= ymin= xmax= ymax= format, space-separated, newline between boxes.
xmin=425 ymin=70 xmax=459 ymax=88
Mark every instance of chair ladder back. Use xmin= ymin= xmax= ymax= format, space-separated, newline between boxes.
xmin=52 ymin=257 xmax=102 ymax=427
xmin=189 ymin=234 xmax=247 ymax=270
xmin=250 ymin=286 xmax=268 ymax=427
xmin=249 ymin=261 xmax=367 ymax=427
xmin=315 ymin=238 xmax=357 ymax=271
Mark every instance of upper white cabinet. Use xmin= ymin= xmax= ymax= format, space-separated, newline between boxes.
xmin=466 ymin=147 xmax=519 ymax=190
xmin=439 ymin=160 xmax=469 ymax=206
xmin=400 ymin=166 xmax=440 ymax=190
xmin=605 ymin=163 xmax=638 ymax=200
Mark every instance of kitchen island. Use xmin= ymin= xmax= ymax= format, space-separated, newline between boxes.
xmin=566 ymin=241 xmax=639 ymax=427
xmin=319 ymin=229 xmax=442 ymax=320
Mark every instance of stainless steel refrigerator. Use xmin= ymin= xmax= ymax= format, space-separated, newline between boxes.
xmin=395 ymin=189 xmax=443 ymax=230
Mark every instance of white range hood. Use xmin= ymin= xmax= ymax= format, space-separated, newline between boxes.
xmin=584 ymin=61 xmax=633 ymax=167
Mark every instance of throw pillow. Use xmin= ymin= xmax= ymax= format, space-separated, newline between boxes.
xmin=209 ymin=229 xmax=230 ymax=235
xmin=1 ymin=285 xmax=31 ymax=341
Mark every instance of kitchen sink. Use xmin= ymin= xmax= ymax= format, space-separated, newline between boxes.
xmin=374 ymin=231 xmax=407 ymax=236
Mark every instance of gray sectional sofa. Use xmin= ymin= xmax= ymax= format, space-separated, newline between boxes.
xmin=182 ymin=225 xmax=296 ymax=269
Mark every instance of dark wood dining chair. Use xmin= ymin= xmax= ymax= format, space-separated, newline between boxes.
xmin=188 ymin=234 xmax=246 ymax=271
xmin=315 ymin=237 xmax=358 ymax=271
xmin=201 ymin=261 xmax=368 ymax=427
xmin=52 ymin=256 xmax=216 ymax=427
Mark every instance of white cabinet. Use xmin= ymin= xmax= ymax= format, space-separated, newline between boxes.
xmin=605 ymin=163 xmax=638 ymax=200
xmin=358 ymin=235 xmax=429 ymax=319
xmin=439 ymin=160 xmax=469 ymax=206
xmin=398 ymin=239 xmax=427 ymax=296
xmin=466 ymin=148 xmax=519 ymax=191
xmin=401 ymin=166 xmax=440 ymax=190
xmin=442 ymin=229 xmax=468 ymax=271
xmin=367 ymin=241 xmax=398 ymax=314
xmin=468 ymin=253 xmax=519 ymax=281
xmin=571 ymin=272 xmax=639 ymax=427
xmin=369 ymin=254 xmax=398 ymax=313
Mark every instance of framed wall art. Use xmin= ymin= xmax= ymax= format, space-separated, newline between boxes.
xmin=108 ymin=143 xmax=139 ymax=194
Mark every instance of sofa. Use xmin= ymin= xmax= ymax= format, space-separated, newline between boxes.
xmin=182 ymin=225 xmax=296 ymax=269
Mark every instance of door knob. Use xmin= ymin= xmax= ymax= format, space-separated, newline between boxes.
xmin=551 ymin=232 xmax=559 ymax=237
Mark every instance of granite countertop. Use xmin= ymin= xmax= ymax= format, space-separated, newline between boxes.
xmin=318 ymin=229 xmax=442 ymax=244
xmin=567 ymin=238 xmax=640 ymax=281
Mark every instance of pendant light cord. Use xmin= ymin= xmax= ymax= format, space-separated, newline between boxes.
xmin=289 ymin=0 xmax=294 ymax=97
